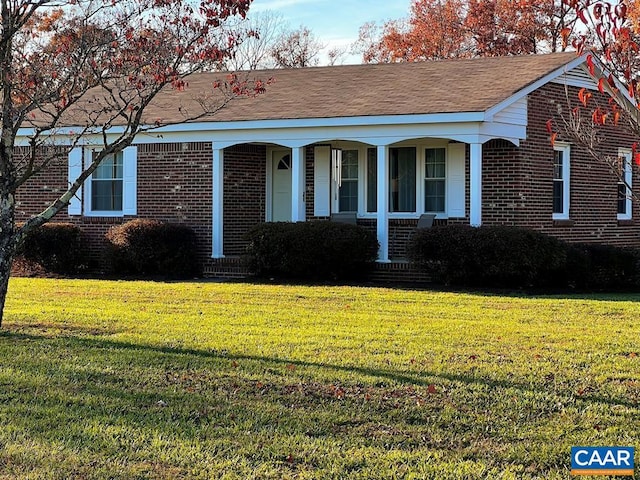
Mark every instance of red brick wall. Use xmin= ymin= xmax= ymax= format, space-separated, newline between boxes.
xmin=16 ymin=142 xmax=217 ymax=268
xmin=137 ymin=142 xmax=213 ymax=262
xmin=483 ymin=82 xmax=640 ymax=247
xmin=15 ymin=147 xmax=68 ymax=221
xmin=482 ymin=139 xmax=522 ymax=226
xmin=222 ymin=144 xmax=266 ymax=256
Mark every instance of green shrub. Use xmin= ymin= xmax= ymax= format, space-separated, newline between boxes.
xmin=17 ymin=223 xmax=86 ymax=274
xmin=105 ymin=219 xmax=198 ymax=278
xmin=407 ymin=225 xmax=567 ymax=288
xmin=244 ymin=221 xmax=379 ymax=280
xmin=566 ymin=243 xmax=640 ymax=290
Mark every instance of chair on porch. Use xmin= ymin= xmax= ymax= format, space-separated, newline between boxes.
xmin=330 ymin=212 xmax=358 ymax=225
xmin=417 ymin=213 xmax=436 ymax=229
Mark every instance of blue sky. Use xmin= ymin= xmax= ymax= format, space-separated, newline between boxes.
xmin=249 ymin=0 xmax=411 ymax=64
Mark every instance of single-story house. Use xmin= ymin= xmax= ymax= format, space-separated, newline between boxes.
xmin=15 ymin=52 xmax=640 ymax=279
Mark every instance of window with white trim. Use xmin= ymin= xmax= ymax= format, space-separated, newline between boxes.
xmin=91 ymin=152 xmax=123 ymax=211
xmin=389 ymin=147 xmax=416 ymax=213
xmin=552 ymin=144 xmax=570 ymax=220
xmin=338 ymin=150 xmax=358 ymax=212
xmin=425 ymin=147 xmax=446 ymax=212
xmin=319 ymin=142 xmax=465 ymax=218
xmin=80 ymin=146 xmax=138 ymax=217
xmin=617 ymin=148 xmax=632 ymax=220
xmin=366 ymin=148 xmax=377 ymax=213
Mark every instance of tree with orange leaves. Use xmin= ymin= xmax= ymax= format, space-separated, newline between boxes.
xmin=353 ymin=0 xmax=577 ymax=62
xmin=556 ymin=1 xmax=640 ymax=181
xmin=0 ymin=0 xmax=264 ymax=326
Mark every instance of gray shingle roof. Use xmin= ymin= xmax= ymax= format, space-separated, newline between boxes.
xmin=140 ymin=52 xmax=578 ymax=125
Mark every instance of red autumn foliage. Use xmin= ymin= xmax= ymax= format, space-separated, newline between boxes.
xmin=556 ymin=1 xmax=640 ymax=172
xmin=0 ymin=0 xmax=267 ymax=326
xmin=355 ymin=0 xmax=577 ymax=63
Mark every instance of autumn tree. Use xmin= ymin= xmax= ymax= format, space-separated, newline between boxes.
xmin=354 ymin=0 xmax=577 ymax=62
xmin=0 ymin=0 xmax=264 ymax=326
xmin=271 ymin=26 xmax=325 ymax=68
xmin=554 ymin=1 xmax=640 ymax=196
xmin=225 ymin=15 xmax=327 ymax=69
xmin=225 ymin=10 xmax=285 ymax=70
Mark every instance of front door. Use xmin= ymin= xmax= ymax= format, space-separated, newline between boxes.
xmin=272 ymin=150 xmax=292 ymax=222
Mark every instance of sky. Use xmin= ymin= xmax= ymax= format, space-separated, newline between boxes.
xmin=249 ymin=0 xmax=411 ymax=64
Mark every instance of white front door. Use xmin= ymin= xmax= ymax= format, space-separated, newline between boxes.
xmin=272 ymin=150 xmax=292 ymax=222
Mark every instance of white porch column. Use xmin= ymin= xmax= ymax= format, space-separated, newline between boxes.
xmin=291 ymin=146 xmax=306 ymax=222
xmin=212 ymin=147 xmax=224 ymax=258
xmin=470 ymin=142 xmax=483 ymax=227
xmin=376 ymin=145 xmax=390 ymax=262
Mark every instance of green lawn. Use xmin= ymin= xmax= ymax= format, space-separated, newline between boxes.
xmin=0 ymin=278 xmax=639 ymax=479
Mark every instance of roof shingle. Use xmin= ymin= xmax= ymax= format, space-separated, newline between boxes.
xmin=68 ymin=52 xmax=582 ymax=127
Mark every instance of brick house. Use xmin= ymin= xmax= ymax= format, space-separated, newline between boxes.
xmin=15 ymin=52 xmax=640 ymax=278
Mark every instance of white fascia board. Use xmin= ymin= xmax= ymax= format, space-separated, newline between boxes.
xmin=485 ymin=54 xmax=587 ymax=121
xmin=144 ymin=112 xmax=487 ymax=133
xmin=17 ymin=118 xmax=523 ymax=149
xmin=15 ymin=112 xmax=486 ymax=142
xmin=206 ymin=122 xmax=492 ymax=148
xmin=479 ymin=122 xmax=526 ymax=143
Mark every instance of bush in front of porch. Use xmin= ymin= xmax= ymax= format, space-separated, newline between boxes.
xmin=244 ymin=221 xmax=379 ymax=280
xmin=408 ymin=225 xmax=568 ymax=289
xmin=408 ymin=224 xmax=640 ymax=290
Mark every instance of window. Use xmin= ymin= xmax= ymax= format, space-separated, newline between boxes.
xmin=75 ymin=146 xmax=137 ymax=217
xmin=277 ymin=154 xmax=291 ymax=170
xmin=389 ymin=147 xmax=416 ymax=212
xmin=618 ymin=149 xmax=632 ymax=220
xmin=318 ymin=143 xmax=464 ymax=218
xmin=91 ymin=152 xmax=123 ymax=211
xmin=425 ymin=148 xmax=446 ymax=212
xmin=553 ymin=144 xmax=570 ymax=219
xmin=339 ymin=150 xmax=358 ymax=212
xmin=366 ymin=148 xmax=377 ymax=213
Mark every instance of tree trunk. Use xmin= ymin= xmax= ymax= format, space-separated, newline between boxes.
xmin=0 ymin=194 xmax=16 ymax=329
xmin=0 ymin=244 xmax=12 ymax=328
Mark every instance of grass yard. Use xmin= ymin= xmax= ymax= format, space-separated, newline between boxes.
xmin=0 ymin=278 xmax=639 ymax=479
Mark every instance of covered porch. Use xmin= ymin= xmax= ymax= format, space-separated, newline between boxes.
xmin=209 ymin=118 xmax=520 ymax=264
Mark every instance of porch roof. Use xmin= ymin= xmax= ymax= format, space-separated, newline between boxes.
xmin=142 ymin=52 xmax=578 ymax=125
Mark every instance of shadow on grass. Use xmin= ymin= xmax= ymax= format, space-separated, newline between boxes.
xmin=1 ymin=329 xmax=637 ymax=410
xmin=195 ymin=277 xmax=640 ymax=303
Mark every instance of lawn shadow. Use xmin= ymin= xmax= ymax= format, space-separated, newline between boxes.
xmin=224 ymin=276 xmax=640 ymax=303
xmin=2 ymin=330 xmax=637 ymax=410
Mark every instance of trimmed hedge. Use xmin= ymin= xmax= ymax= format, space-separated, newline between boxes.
xmin=17 ymin=223 xmax=86 ymax=274
xmin=105 ymin=219 xmax=198 ymax=278
xmin=244 ymin=221 xmax=379 ymax=280
xmin=408 ymin=225 xmax=567 ymax=288
xmin=408 ymin=224 xmax=640 ymax=290
xmin=566 ymin=243 xmax=640 ymax=290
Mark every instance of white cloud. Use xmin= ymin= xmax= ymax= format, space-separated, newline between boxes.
xmin=250 ymin=0 xmax=322 ymax=13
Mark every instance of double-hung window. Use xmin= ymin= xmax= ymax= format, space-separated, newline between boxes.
xmin=389 ymin=147 xmax=416 ymax=213
xmin=425 ymin=148 xmax=446 ymax=212
xmin=366 ymin=148 xmax=377 ymax=213
xmin=317 ymin=143 xmax=465 ymax=219
xmin=552 ymin=144 xmax=570 ymax=220
xmin=67 ymin=146 xmax=137 ymax=217
xmin=617 ymin=148 xmax=632 ymax=220
xmin=338 ymin=150 xmax=358 ymax=212
xmin=91 ymin=152 xmax=123 ymax=212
